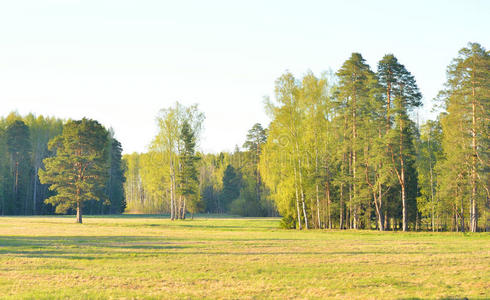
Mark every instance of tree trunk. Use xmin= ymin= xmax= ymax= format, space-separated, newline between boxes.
xmin=182 ymin=198 xmax=186 ymax=219
xmin=386 ymin=79 xmax=392 ymax=132
xmin=339 ymin=183 xmax=344 ymax=229
xmin=384 ymin=213 xmax=388 ymax=231
xmin=326 ymin=180 xmax=332 ymax=229
xmin=296 ymin=146 xmax=308 ymax=230
xmin=377 ymin=183 xmax=384 ymax=231
xmin=401 ymin=172 xmax=407 ymax=231
xmin=460 ymin=187 xmax=465 ymax=232
xmin=33 ymin=168 xmax=38 ymax=215
xmin=352 ymin=93 xmax=358 ymax=230
xmin=470 ymin=85 xmax=478 ymax=232
xmin=293 ymin=162 xmax=302 ymax=230
xmin=430 ymin=163 xmax=435 ymax=232
xmin=399 ymin=115 xmax=407 ymax=232
xmin=256 ymin=144 xmax=261 ymax=210
xmin=348 ymin=151 xmax=353 ymax=229
xmin=316 ymin=183 xmax=321 ymax=229
xmin=76 ymin=201 xmax=82 ymax=224
xmin=170 ymin=162 xmax=175 ymax=220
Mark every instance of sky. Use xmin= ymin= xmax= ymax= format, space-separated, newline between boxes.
xmin=0 ymin=0 xmax=488 ymax=154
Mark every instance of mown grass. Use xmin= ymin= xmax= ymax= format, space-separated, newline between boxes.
xmin=0 ymin=216 xmax=488 ymax=299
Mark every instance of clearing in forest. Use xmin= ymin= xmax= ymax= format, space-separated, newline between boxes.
xmin=0 ymin=216 xmax=489 ymax=299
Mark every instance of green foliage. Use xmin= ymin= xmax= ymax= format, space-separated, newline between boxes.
xmin=0 ymin=113 xmax=64 ymax=215
xmin=123 ymin=102 xmax=205 ymax=218
xmin=2 ymin=43 xmax=486 ymax=233
xmin=39 ymin=118 xmax=109 ymax=222
xmin=177 ymin=121 xmax=201 ymax=216
xmin=416 ymin=120 xmax=443 ymax=230
xmin=106 ymin=137 xmax=126 ymax=214
xmin=435 ymin=42 xmax=489 ymax=232
xmin=5 ymin=120 xmax=31 ymax=214
xmin=279 ymin=214 xmax=296 ymax=229
xmin=221 ymin=165 xmax=242 ymax=210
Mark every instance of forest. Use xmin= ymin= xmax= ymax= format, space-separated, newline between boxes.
xmin=1 ymin=42 xmax=488 ymax=232
xmin=0 ymin=114 xmax=126 ymax=218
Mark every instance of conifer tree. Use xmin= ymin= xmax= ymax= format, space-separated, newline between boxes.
xmin=437 ymin=42 xmax=489 ymax=232
xmin=39 ymin=118 xmax=109 ymax=223
xmin=378 ymin=54 xmax=422 ymax=231
xmin=336 ymin=53 xmax=378 ymax=229
xmin=243 ymin=123 xmax=267 ymax=214
xmin=6 ymin=120 xmax=31 ymax=214
xmin=177 ymin=120 xmax=201 ymax=218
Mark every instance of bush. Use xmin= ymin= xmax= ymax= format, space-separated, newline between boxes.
xmin=279 ymin=215 xmax=296 ymax=229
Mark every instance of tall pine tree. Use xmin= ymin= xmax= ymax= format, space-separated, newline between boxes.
xmin=39 ymin=118 xmax=109 ymax=223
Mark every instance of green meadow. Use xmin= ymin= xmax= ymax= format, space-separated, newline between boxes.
xmin=0 ymin=216 xmax=488 ymax=299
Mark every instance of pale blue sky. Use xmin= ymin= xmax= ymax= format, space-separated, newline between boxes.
xmin=0 ymin=0 xmax=488 ymax=153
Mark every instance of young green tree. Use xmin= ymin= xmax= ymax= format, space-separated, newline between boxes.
xmin=123 ymin=152 xmax=146 ymax=213
xmin=39 ymin=118 xmax=109 ymax=223
xmin=261 ymin=72 xmax=310 ymax=229
xmin=300 ymin=73 xmax=330 ymax=229
xmin=151 ymin=102 xmax=204 ymax=219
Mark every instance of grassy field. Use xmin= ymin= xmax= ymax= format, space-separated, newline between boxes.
xmin=0 ymin=216 xmax=488 ymax=299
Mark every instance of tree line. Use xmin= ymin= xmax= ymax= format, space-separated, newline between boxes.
xmin=1 ymin=42 xmax=487 ymax=231
xmin=123 ymin=104 xmax=276 ymax=218
xmin=260 ymin=42 xmax=488 ymax=232
xmin=124 ymin=42 xmax=488 ymax=232
xmin=0 ymin=113 xmax=126 ymax=220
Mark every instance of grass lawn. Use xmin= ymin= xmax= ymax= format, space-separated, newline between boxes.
xmin=0 ymin=215 xmax=488 ymax=299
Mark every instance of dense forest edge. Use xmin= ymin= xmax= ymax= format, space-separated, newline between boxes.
xmin=0 ymin=42 xmax=488 ymax=232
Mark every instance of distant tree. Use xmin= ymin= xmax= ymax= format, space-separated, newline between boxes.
xmin=24 ymin=114 xmax=64 ymax=215
xmin=416 ymin=120 xmax=443 ymax=231
xmin=107 ymin=137 xmax=126 ymax=213
xmin=177 ymin=120 xmax=201 ymax=219
xmin=151 ymin=102 xmax=204 ymax=219
xmin=221 ymin=165 xmax=242 ymax=210
xmin=0 ymin=127 xmax=7 ymax=215
xmin=243 ymin=123 xmax=267 ymax=213
xmin=6 ymin=120 xmax=31 ymax=214
xmin=122 ymin=152 xmax=146 ymax=213
xmin=39 ymin=118 xmax=109 ymax=223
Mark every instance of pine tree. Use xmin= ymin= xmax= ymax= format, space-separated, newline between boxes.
xmin=221 ymin=165 xmax=242 ymax=211
xmin=177 ymin=120 xmax=201 ymax=218
xmin=243 ymin=123 xmax=267 ymax=215
xmin=437 ymin=42 xmax=489 ymax=232
xmin=39 ymin=118 xmax=109 ymax=223
xmin=336 ymin=53 xmax=379 ymax=229
xmin=378 ymin=54 xmax=422 ymax=231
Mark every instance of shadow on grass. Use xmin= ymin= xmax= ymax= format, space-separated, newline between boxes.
xmin=0 ymin=236 xmax=191 ymax=260
xmin=0 ymin=235 xmax=446 ymax=261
